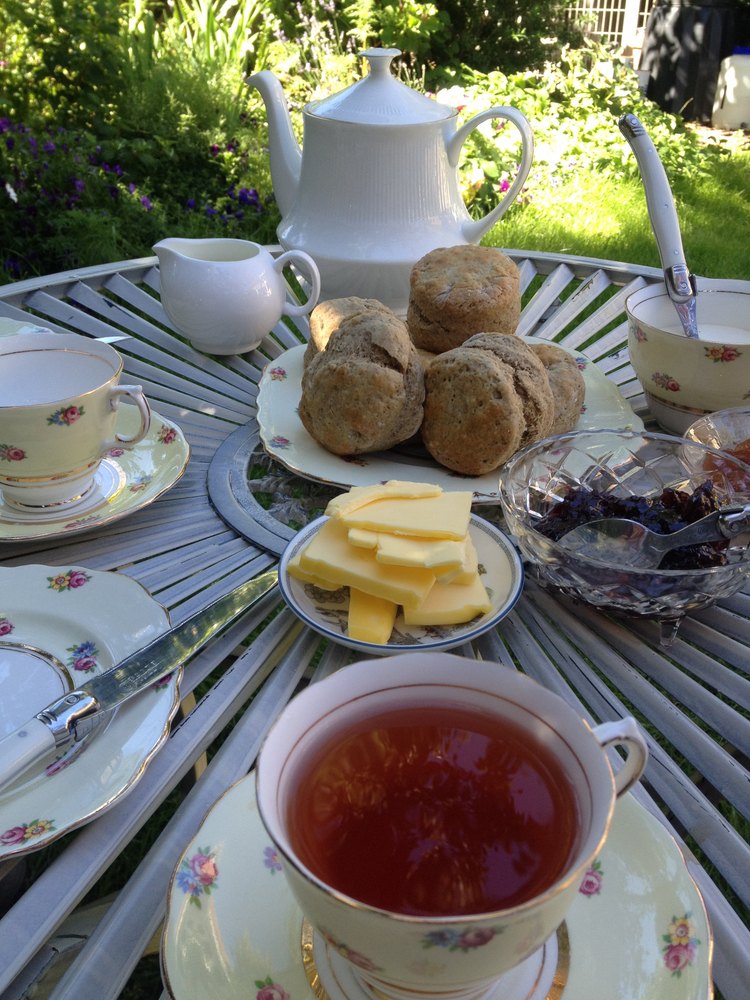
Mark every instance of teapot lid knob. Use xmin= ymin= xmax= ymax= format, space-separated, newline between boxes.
xmin=360 ymin=48 xmax=401 ymax=77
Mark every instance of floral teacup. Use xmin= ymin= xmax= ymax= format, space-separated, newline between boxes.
xmin=0 ymin=333 xmax=150 ymax=507
xmin=256 ymin=652 xmax=648 ymax=1000
xmin=627 ymin=277 xmax=750 ymax=434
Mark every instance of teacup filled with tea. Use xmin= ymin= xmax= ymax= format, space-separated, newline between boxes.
xmin=0 ymin=332 xmax=150 ymax=508
xmin=256 ymin=652 xmax=648 ymax=1000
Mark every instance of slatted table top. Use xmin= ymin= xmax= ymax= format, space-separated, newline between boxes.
xmin=0 ymin=250 xmax=747 ymax=1000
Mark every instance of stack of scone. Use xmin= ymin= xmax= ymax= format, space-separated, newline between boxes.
xmin=287 ymin=482 xmax=492 ymax=644
xmin=297 ymin=244 xmax=585 ymax=475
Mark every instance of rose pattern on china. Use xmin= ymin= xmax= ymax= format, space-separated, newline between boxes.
xmin=48 ymin=404 xmax=84 ymax=426
xmin=578 ymin=858 xmax=603 ymax=896
xmin=270 ymin=436 xmax=289 ymax=450
xmin=268 ymin=367 xmax=287 ymax=380
xmin=575 ymin=357 xmax=588 ymax=370
xmin=152 ymin=671 xmax=173 ymax=691
xmin=704 ymin=345 xmax=741 ymax=363
xmin=129 ymin=474 xmax=152 ymax=492
xmin=158 ymin=424 xmax=177 ymax=444
xmin=0 ymin=444 xmax=26 ymax=462
xmin=652 ymin=372 xmax=680 ymax=392
xmin=1 ymin=819 xmax=56 ymax=846
xmin=422 ymin=926 xmax=502 ymax=952
xmin=319 ymin=929 xmax=382 ymax=972
xmin=45 ymin=740 xmax=90 ymax=776
xmin=662 ymin=913 xmax=700 ymax=977
xmin=108 ymin=448 xmax=125 ymax=457
xmin=0 ymin=616 xmax=13 ymax=636
xmin=633 ymin=325 xmax=647 ymax=343
xmin=66 ymin=640 xmax=99 ymax=673
xmin=47 ymin=569 xmax=91 ymax=592
xmin=64 ymin=514 xmax=101 ymax=531
xmin=176 ymin=846 xmax=219 ymax=908
xmin=263 ymin=845 xmax=282 ymax=874
xmin=255 ymin=977 xmax=290 ymax=1000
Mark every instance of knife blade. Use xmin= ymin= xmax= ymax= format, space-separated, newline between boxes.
xmin=618 ymin=113 xmax=699 ymax=339
xmin=0 ymin=568 xmax=278 ymax=793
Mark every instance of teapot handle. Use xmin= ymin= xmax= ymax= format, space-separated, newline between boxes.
xmin=274 ymin=250 xmax=322 ymax=318
xmin=447 ymin=107 xmax=535 ymax=245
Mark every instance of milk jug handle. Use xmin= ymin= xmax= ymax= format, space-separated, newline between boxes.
xmin=274 ymin=250 xmax=322 ymax=318
xmin=591 ymin=717 xmax=649 ymax=797
xmin=447 ymin=106 xmax=535 ymax=245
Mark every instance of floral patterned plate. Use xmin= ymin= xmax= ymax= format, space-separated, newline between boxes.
xmin=278 ymin=514 xmax=524 ymax=655
xmin=255 ymin=341 xmax=645 ymax=504
xmin=0 ymin=405 xmax=190 ymax=541
xmin=0 ymin=564 xmax=179 ymax=858
xmin=161 ymin=773 xmax=711 ymax=1000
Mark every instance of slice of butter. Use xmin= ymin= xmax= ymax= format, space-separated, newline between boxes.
xmin=287 ymin=551 xmax=340 ymax=590
xmin=348 ymin=528 xmax=378 ymax=549
xmin=299 ymin=518 xmax=435 ymax=609
xmin=436 ymin=534 xmax=478 ymax=586
xmin=338 ymin=491 xmax=472 ymax=540
xmin=326 ymin=481 xmax=442 ymax=519
xmin=374 ymin=532 xmax=466 ymax=569
xmin=403 ymin=573 xmax=492 ymax=626
xmin=348 ymin=588 xmax=397 ymax=644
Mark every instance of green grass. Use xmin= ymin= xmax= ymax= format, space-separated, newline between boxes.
xmin=487 ymin=152 xmax=750 ymax=281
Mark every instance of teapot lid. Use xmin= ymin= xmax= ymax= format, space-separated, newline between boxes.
xmin=307 ymin=49 xmax=453 ymax=124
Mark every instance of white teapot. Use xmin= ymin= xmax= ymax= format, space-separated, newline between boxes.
xmin=248 ymin=49 xmax=534 ymax=314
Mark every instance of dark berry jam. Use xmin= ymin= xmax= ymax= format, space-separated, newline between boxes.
xmin=536 ymin=480 xmax=728 ymax=570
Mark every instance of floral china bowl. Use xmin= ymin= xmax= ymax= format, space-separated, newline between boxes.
xmin=278 ymin=514 xmax=523 ymax=655
xmin=626 ymin=277 xmax=750 ymax=434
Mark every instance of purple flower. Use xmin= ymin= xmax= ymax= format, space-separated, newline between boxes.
xmin=205 ymin=204 xmax=217 ymax=216
xmin=0 ymin=118 xmax=10 ymax=132
xmin=5 ymin=138 xmax=14 ymax=150
xmin=234 ymin=209 xmax=244 ymax=219
xmin=499 ymin=179 xmax=510 ymax=193
xmin=102 ymin=162 xmax=110 ymax=172
xmin=88 ymin=153 xmax=98 ymax=165
xmin=95 ymin=145 xmax=101 ymax=152
xmin=113 ymin=164 xmax=122 ymax=176
xmin=140 ymin=195 xmax=152 ymax=210
xmin=128 ymin=182 xmax=136 ymax=193
xmin=43 ymin=141 xmax=55 ymax=153
xmin=184 ymin=198 xmax=195 ymax=210
xmin=210 ymin=144 xmax=220 ymax=156
xmin=69 ymin=177 xmax=84 ymax=192
xmin=107 ymin=185 xmax=119 ymax=199
xmin=238 ymin=187 xmax=259 ymax=206
xmin=28 ymin=136 xmax=37 ymax=149
xmin=264 ymin=846 xmax=282 ymax=873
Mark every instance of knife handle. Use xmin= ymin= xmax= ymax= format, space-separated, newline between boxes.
xmin=0 ymin=718 xmax=56 ymax=794
xmin=618 ymin=114 xmax=691 ymax=299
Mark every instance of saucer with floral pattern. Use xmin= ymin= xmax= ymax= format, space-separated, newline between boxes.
xmin=0 ymin=404 xmax=190 ymax=541
xmin=161 ymin=773 xmax=711 ymax=1000
xmin=0 ymin=564 xmax=179 ymax=858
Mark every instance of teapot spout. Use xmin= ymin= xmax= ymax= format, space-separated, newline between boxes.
xmin=246 ymin=70 xmax=302 ymax=217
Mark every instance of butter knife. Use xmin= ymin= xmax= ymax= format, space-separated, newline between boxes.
xmin=618 ymin=113 xmax=698 ymax=339
xmin=0 ymin=568 xmax=278 ymax=793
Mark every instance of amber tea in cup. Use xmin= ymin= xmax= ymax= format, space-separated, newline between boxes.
xmin=288 ymin=703 xmax=580 ymax=917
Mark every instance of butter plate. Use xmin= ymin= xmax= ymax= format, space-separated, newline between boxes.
xmin=0 ymin=564 xmax=179 ymax=858
xmin=278 ymin=514 xmax=523 ymax=654
xmin=0 ymin=405 xmax=190 ymax=541
xmin=256 ymin=342 xmax=644 ymax=504
xmin=161 ymin=772 xmax=711 ymax=1000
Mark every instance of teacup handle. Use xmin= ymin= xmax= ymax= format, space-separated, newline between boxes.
xmin=274 ymin=250 xmax=322 ymax=318
xmin=447 ymin=106 xmax=535 ymax=245
xmin=102 ymin=385 xmax=152 ymax=451
xmin=592 ymin=717 xmax=649 ymax=796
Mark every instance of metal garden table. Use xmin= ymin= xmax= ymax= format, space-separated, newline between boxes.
xmin=0 ymin=248 xmax=749 ymax=1000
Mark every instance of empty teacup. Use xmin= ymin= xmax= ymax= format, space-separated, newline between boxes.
xmin=0 ymin=333 xmax=150 ymax=508
xmin=256 ymin=652 xmax=648 ymax=1000
xmin=153 ymin=237 xmax=321 ymax=355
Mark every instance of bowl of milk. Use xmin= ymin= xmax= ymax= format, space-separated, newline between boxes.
xmin=626 ymin=277 xmax=750 ymax=433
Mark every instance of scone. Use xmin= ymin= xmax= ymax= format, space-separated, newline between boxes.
xmin=407 ymin=245 xmax=521 ymax=353
xmin=421 ymin=348 xmax=525 ymax=475
xmin=462 ymin=334 xmax=554 ymax=447
xmin=529 ymin=343 xmax=586 ymax=435
xmin=304 ymin=297 xmax=393 ymax=367
xmin=299 ymin=311 xmax=425 ymax=455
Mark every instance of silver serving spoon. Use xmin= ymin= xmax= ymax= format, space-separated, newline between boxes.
xmin=618 ymin=113 xmax=698 ymax=339
xmin=559 ymin=503 xmax=750 ymax=570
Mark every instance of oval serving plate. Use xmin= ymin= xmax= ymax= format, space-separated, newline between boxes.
xmin=256 ymin=340 xmax=644 ymax=504
xmin=0 ymin=564 xmax=179 ymax=858
xmin=278 ymin=514 xmax=524 ymax=655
